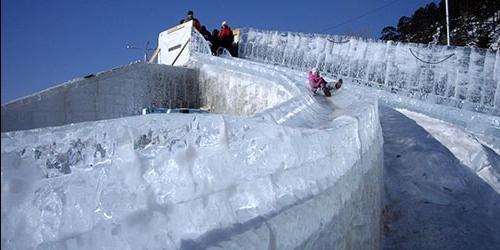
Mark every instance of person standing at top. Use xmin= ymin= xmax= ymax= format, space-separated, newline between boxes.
xmin=211 ymin=29 xmax=220 ymax=55
xmin=218 ymin=21 xmax=234 ymax=55
xmin=199 ymin=25 xmax=215 ymax=51
xmin=181 ymin=10 xmax=201 ymax=32
xmin=200 ymin=26 xmax=213 ymax=42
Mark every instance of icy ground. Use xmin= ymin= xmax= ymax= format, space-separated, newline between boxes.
xmin=380 ymin=106 xmax=500 ymax=249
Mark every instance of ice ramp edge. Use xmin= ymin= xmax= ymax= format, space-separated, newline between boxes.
xmin=1 ymin=89 xmax=383 ymax=249
xmin=2 ymin=56 xmax=383 ymax=249
xmin=1 ymin=58 xmax=294 ymax=133
xmin=1 ymin=63 xmax=197 ymax=132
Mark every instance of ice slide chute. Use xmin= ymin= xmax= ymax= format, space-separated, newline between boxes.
xmin=3 ymin=22 xmax=497 ymax=249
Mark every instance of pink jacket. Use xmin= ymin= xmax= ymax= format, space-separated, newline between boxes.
xmin=308 ymin=71 xmax=327 ymax=91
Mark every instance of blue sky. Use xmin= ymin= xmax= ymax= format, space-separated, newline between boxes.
xmin=1 ymin=0 xmax=437 ymax=103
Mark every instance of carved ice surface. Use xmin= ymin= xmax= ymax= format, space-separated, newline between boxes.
xmin=239 ymin=28 xmax=500 ymax=116
xmin=2 ymin=45 xmax=383 ymax=249
xmin=2 ymin=26 xmax=499 ymax=250
xmin=1 ymin=97 xmax=382 ymax=249
xmin=237 ymin=28 xmax=500 ymax=149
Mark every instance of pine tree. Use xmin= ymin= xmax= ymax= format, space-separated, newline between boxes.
xmin=380 ymin=0 xmax=499 ymax=49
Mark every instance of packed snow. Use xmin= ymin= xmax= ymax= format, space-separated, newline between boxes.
xmin=381 ymin=106 xmax=500 ymax=249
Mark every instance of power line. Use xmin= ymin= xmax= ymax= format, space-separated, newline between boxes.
xmin=318 ymin=0 xmax=402 ymax=33
xmin=409 ymin=48 xmax=455 ymax=64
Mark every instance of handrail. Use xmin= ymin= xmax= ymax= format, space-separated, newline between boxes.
xmin=172 ymin=38 xmax=191 ymax=66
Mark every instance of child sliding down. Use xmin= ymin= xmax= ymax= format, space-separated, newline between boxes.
xmin=308 ymin=68 xmax=342 ymax=97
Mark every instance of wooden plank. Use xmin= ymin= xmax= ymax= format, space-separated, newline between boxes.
xmin=148 ymin=48 xmax=161 ymax=63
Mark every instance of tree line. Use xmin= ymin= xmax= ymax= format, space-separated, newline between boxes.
xmin=380 ymin=0 xmax=499 ymax=48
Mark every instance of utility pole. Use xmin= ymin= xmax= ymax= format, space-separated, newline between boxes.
xmin=144 ymin=41 xmax=150 ymax=62
xmin=445 ymin=0 xmax=450 ymax=46
xmin=126 ymin=41 xmax=154 ymax=62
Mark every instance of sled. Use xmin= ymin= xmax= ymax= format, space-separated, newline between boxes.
xmin=323 ymin=79 xmax=343 ymax=97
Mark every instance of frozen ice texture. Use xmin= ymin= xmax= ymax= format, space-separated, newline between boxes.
xmin=3 ymin=25 xmax=499 ymax=249
xmin=237 ymin=27 xmax=500 ymax=150
xmin=1 ymin=34 xmax=383 ymax=249
xmin=1 ymin=89 xmax=382 ymax=249
xmin=238 ymin=28 xmax=500 ymax=116
xmin=1 ymin=64 xmax=198 ymax=132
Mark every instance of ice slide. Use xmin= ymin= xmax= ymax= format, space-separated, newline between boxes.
xmin=1 ymin=22 xmax=498 ymax=249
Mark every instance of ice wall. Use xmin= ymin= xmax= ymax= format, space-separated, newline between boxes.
xmin=1 ymin=63 xmax=198 ymax=132
xmin=2 ymin=96 xmax=382 ymax=249
xmin=2 ymin=27 xmax=385 ymax=249
xmin=1 ymin=58 xmax=292 ymax=132
xmin=189 ymin=56 xmax=293 ymax=116
xmin=1 ymin=82 xmax=383 ymax=250
xmin=1 ymin=50 xmax=383 ymax=249
xmin=238 ymin=28 xmax=500 ymax=116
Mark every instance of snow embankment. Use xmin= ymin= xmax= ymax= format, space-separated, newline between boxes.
xmin=398 ymin=108 xmax=500 ymax=193
xmin=381 ymin=106 xmax=500 ymax=249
